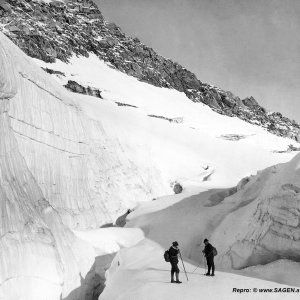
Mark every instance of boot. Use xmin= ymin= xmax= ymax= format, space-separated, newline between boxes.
xmin=207 ymin=263 xmax=211 ymax=276
xmin=175 ymin=272 xmax=182 ymax=283
xmin=171 ymin=271 xmax=175 ymax=283
xmin=211 ymin=262 xmax=215 ymax=276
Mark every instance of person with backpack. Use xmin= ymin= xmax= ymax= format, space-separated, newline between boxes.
xmin=202 ymin=238 xmax=216 ymax=276
xmin=168 ymin=241 xmax=182 ymax=283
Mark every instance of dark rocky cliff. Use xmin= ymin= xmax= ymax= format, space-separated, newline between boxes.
xmin=1 ymin=0 xmax=299 ymax=140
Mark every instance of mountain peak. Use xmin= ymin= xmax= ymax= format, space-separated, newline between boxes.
xmin=0 ymin=0 xmax=299 ymax=140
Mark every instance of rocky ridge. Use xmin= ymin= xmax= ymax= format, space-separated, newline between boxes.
xmin=0 ymin=0 xmax=300 ymax=141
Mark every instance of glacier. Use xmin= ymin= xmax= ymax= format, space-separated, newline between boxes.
xmin=101 ymin=154 xmax=300 ymax=299
xmin=0 ymin=13 xmax=300 ymax=299
xmin=0 ymin=31 xmax=164 ymax=300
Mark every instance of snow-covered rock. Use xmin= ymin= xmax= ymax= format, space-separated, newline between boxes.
xmin=1 ymin=0 xmax=300 ymax=140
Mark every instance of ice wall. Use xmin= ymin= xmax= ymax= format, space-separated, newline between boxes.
xmin=212 ymin=154 xmax=300 ymax=270
xmin=0 ymin=32 xmax=163 ymax=299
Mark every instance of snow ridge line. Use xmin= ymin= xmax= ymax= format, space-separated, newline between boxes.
xmin=19 ymin=71 xmax=78 ymax=109
xmin=12 ymin=129 xmax=87 ymax=156
xmin=9 ymin=115 xmax=88 ymax=145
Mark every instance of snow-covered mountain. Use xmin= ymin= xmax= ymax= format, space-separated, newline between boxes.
xmin=1 ymin=0 xmax=300 ymax=141
xmin=0 ymin=0 xmax=300 ymax=300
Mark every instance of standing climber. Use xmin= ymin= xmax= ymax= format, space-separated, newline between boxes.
xmin=169 ymin=241 xmax=182 ymax=283
xmin=202 ymin=238 xmax=215 ymax=276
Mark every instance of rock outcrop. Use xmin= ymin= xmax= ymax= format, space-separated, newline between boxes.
xmin=173 ymin=183 xmax=183 ymax=194
xmin=64 ymin=80 xmax=102 ymax=99
xmin=0 ymin=0 xmax=300 ymax=140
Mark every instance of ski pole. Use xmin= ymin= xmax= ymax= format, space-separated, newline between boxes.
xmin=179 ymin=250 xmax=189 ymax=281
xmin=193 ymin=254 xmax=206 ymax=275
xmin=191 ymin=263 xmax=201 ymax=274
xmin=192 ymin=252 xmax=206 ymax=274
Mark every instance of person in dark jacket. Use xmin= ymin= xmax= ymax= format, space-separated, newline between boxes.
xmin=169 ymin=241 xmax=182 ymax=283
xmin=202 ymin=238 xmax=215 ymax=276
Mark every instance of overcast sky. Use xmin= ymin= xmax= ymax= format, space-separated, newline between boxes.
xmin=97 ymin=0 xmax=300 ymax=121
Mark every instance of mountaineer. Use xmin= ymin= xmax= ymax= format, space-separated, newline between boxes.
xmin=202 ymin=238 xmax=216 ymax=276
xmin=169 ymin=241 xmax=182 ymax=283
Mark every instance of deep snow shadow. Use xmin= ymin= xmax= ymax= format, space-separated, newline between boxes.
xmin=127 ymin=188 xmax=239 ymax=261
xmin=62 ymin=253 xmax=115 ymax=300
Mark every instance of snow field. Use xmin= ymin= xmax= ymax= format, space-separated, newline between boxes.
xmin=35 ymin=54 xmax=299 ymax=190
xmin=100 ymin=239 xmax=300 ymax=300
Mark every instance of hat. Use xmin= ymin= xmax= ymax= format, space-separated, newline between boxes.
xmin=204 ymin=238 xmax=209 ymax=243
xmin=172 ymin=241 xmax=179 ymax=246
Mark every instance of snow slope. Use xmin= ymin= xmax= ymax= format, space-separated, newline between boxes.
xmin=100 ymin=239 xmax=300 ymax=300
xmin=101 ymin=152 xmax=300 ymax=297
xmin=100 ymin=151 xmax=300 ymax=297
xmin=73 ymin=227 xmax=145 ymax=256
xmin=34 ymin=53 xmax=299 ymax=188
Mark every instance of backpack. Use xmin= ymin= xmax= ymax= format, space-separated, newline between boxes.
xmin=164 ymin=250 xmax=170 ymax=262
xmin=212 ymin=246 xmax=218 ymax=256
